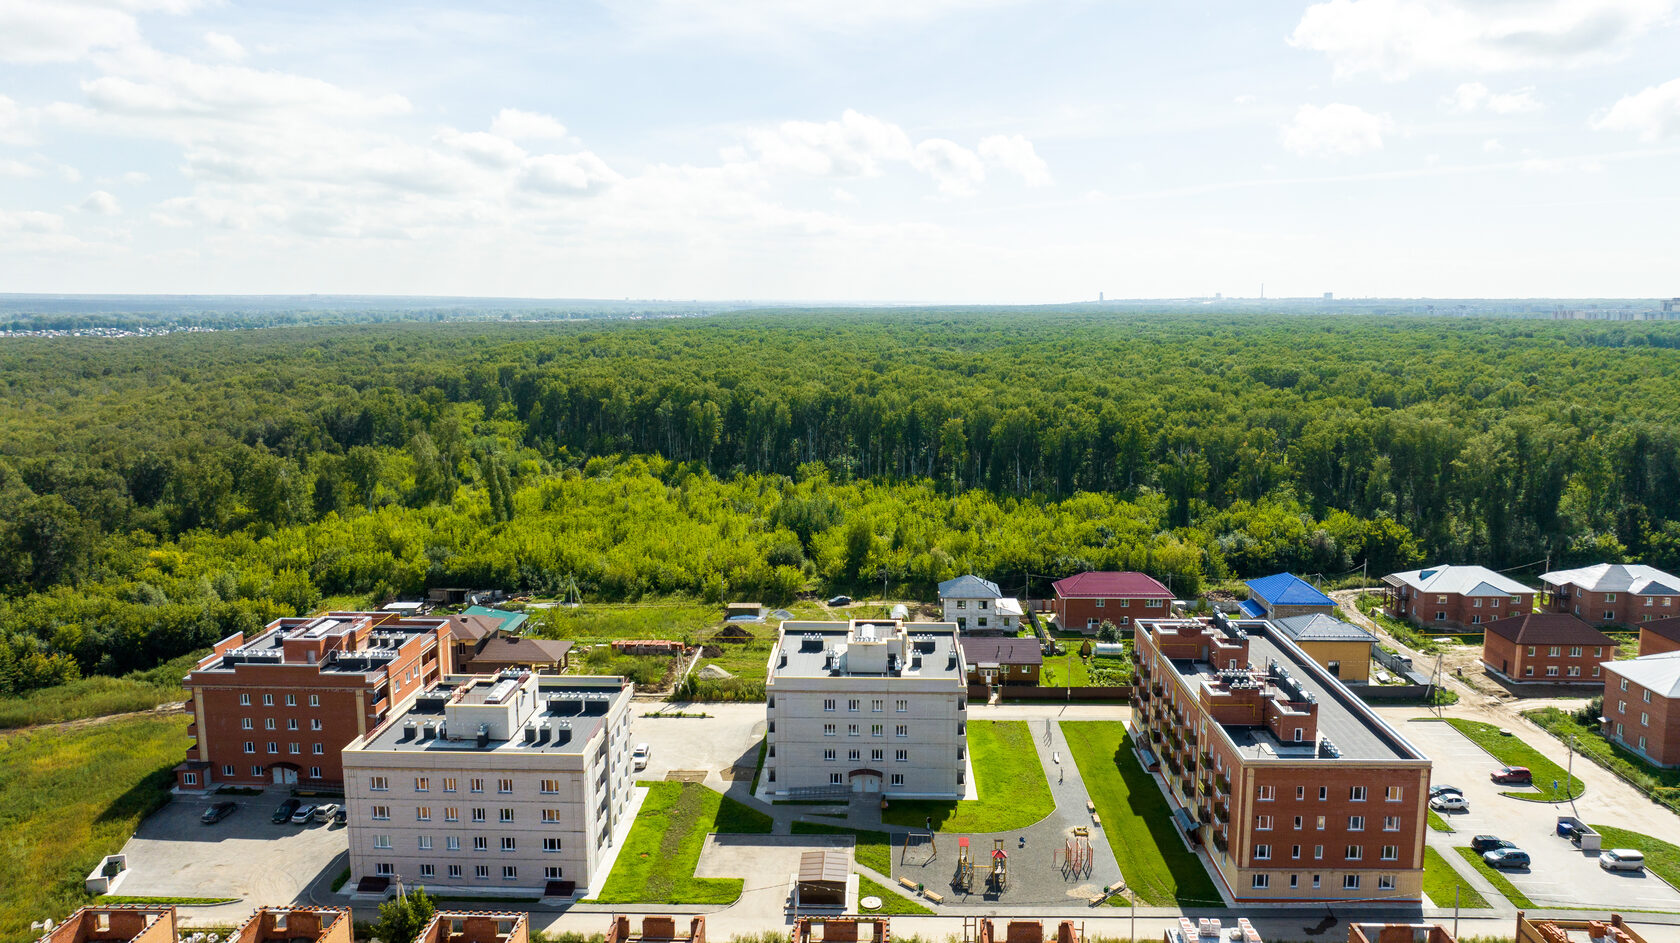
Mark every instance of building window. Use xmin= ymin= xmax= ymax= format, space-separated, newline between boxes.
xmin=1568 ymin=666 xmax=1580 ymax=677
xmin=373 ymin=835 xmax=392 ymax=849
xmin=1349 ymin=786 xmax=1366 ymax=801
xmin=1257 ymin=815 xmax=1273 ymax=831
xmin=446 ymin=836 xmax=460 ymax=850
xmin=1252 ymin=874 xmax=1269 ymax=889
xmin=896 ymin=749 xmax=909 ymax=762
xmin=1313 ymin=845 xmax=1323 ymax=859
xmin=823 ymin=724 xmax=836 ymax=737
xmin=544 ymin=838 xmax=563 ymax=852
xmin=823 ymin=699 xmax=836 ymax=712
xmin=502 ymin=866 xmax=518 ymax=880
xmin=823 ymin=749 xmax=836 ymax=761
xmin=285 ymin=694 xmax=297 ymax=706
xmin=448 ymin=864 xmax=462 ymax=878
xmin=1296 ymin=786 xmax=1306 ymax=799
xmin=1642 ymin=713 xmax=1649 ymax=726
xmin=470 ymin=778 xmax=484 ymax=793
xmin=183 ymin=772 xmax=198 ymax=786
xmin=262 ymin=694 xmax=274 ymax=706
xmin=499 ymin=808 xmax=514 ymax=823
xmin=371 ymin=805 xmax=390 ymax=820
xmin=266 ymin=741 xmax=278 ymax=754
xmin=1385 ymin=786 xmax=1403 ymax=801
xmin=1095 ymin=598 xmax=1105 ymax=608
xmin=1525 ymin=667 xmax=1534 ymax=677
xmin=471 ymin=808 xmax=486 ymax=822
xmin=498 ymin=778 xmax=513 ymax=793
xmin=1255 ymin=845 xmax=1271 ymax=860
xmin=242 ymin=718 xmax=253 ymax=730
xmin=252 ymin=765 xmax=263 ymax=776
xmin=896 ymin=724 xmax=908 ymax=738
xmin=848 ymin=724 xmax=859 ymax=737
xmin=370 ymin=776 xmax=389 ymax=791
xmin=1291 ymin=845 xmax=1301 ymax=859
xmin=501 ymin=837 xmax=517 ymax=852
xmin=872 ymin=749 xmax=884 ymax=762
xmin=475 ymin=865 xmax=490 ymax=880
xmin=265 ymin=718 xmax=276 ymax=730
xmin=848 ymin=699 xmax=860 ymax=712
xmin=445 ymin=807 xmax=458 ymax=822
xmin=442 ymin=777 xmax=457 ymax=792
xmin=871 ymin=724 xmax=883 ymax=737
xmin=829 ymin=773 xmax=843 ymax=785
xmin=375 ymin=862 xmax=394 ymax=876
xmin=896 ymin=699 xmax=908 ymax=712
xmin=223 ymin=765 xmax=235 ymax=776
xmin=240 ymin=694 xmax=251 ymax=706
xmin=1343 ymin=874 xmax=1361 ymax=889
xmin=1316 ymin=816 xmax=1326 ymax=830
xmin=540 ymin=779 xmax=560 ymax=793
xmin=313 ymin=743 xmax=324 ymax=754
xmin=849 ymin=749 xmax=861 ymax=762
xmin=1381 ymin=845 xmax=1399 ymax=861
xmin=1293 ymin=816 xmax=1303 ymax=830
xmin=871 ymin=699 xmax=883 ymax=712
xmin=1379 ymin=875 xmax=1396 ymax=890
xmin=1527 ymin=646 xmax=1536 ymax=656
xmin=474 ymin=836 xmax=488 ymax=851
xmin=309 ymin=694 xmax=320 ymax=707
xmin=417 ymin=807 xmax=431 ymax=821
xmin=1383 ymin=816 xmax=1400 ymax=831
xmin=1349 ymin=816 xmax=1364 ymax=831
xmin=1640 ymin=736 xmax=1648 ymax=750
xmin=1346 ymin=845 xmax=1363 ymax=860
xmin=418 ymin=835 xmax=432 ymax=850
xmin=244 ymin=741 xmax=256 ymax=754
xmin=1570 ymin=646 xmax=1583 ymax=657
xmin=415 ymin=777 xmax=429 ymax=792
xmin=1259 ymin=785 xmax=1274 ymax=801
xmin=1645 ymin=690 xmax=1653 ymax=703
xmin=1622 ymin=679 xmax=1630 ymax=692
xmin=1318 ymin=786 xmax=1328 ymax=800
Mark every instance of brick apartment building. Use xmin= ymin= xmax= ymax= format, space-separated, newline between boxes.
xmin=38 ymin=906 xmax=352 ymax=943
xmin=1132 ymin=615 xmax=1431 ymax=902
xmin=1481 ymin=613 xmax=1618 ymax=683
xmin=1602 ymin=651 xmax=1680 ymax=767
xmin=1380 ymin=566 xmax=1535 ymax=629
xmin=1540 ymin=563 xmax=1680 ymax=626
xmin=1052 ymin=571 xmax=1173 ymax=633
xmin=1640 ymin=618 xmax=1680 ymax=657
xmin=174 ymin=612 xmax=449 ymax=790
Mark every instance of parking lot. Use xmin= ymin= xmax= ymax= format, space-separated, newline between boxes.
xmin=117 ymin=789 xmax=347 ymax=909
xmin=630 ymin=701 xmax=766 ymax=789
xmin=1401 ymin=717 xmax=1680 ymax=910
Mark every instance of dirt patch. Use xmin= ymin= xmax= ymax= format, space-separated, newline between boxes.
xmin=665 ymin=769 xmax=709 ymax=783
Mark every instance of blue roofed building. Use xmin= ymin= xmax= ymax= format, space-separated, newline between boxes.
xmin=1241 ymin=572 xmax=1337 ymax=620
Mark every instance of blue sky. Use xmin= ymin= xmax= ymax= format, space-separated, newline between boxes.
xmin=2 ymin=0 xmax=1678 ymax=302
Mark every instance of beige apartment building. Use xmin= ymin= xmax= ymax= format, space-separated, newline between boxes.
xmin=763 ymin=619 xmax=969 ymax=799
xmin=341 ymin=671 xmax=635 ymax=898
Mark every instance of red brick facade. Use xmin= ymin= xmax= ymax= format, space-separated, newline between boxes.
xmin=1544 ymin=586 xmax=1680 ymax=626
xmin=1603 ymin=670 xmax=1680 ymax=768
xmin=1052 ymin=572 xmax=1173 ymax=634
xmin=1641 ymin=620 xmax=1680 ymax=657
xmin=176 ymin=613 xmax=446 ymax=790
xmin=1383 ymin=587 xmax=1533 ymax=629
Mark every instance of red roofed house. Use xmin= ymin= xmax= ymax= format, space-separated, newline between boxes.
xmin=1481 ymin=612 xmax=1619 ymax=683
xmin=1051 ymin=571 xmax=1172 ymax=634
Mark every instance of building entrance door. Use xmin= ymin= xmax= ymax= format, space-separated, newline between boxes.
xmin=849 ymin=770 xmax=882 ymax=794
xmin=273 ymin=766 xmax=298 ymax=785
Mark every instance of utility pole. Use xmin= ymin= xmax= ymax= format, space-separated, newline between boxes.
xmin=1454 ymin=886 xmax=1460 ymax=940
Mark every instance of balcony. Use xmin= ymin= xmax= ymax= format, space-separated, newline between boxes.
xmin=1213 ymin=803 xmax=1230 ymax=823
xmin=1212 ymin=830 xmax=1228 ymax=852
xmin=1185 ymin=730 xmax=1199 ymax=747
xmin=1199 ymin=751 xmax=1213 ymax=769
xmin=1215 ymin=774 xmax=1230 ymax=794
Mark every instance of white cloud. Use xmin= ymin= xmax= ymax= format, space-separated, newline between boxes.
xmin=80 ymin=190 xmax=123 ymax=215
xmin=0 ymin=159 xmax=40 ymax=177
xmin=80 ymin=51 xmax=412 ymax=122
xmin=612 ymin=0 xmax=1027 ymax=38
xmin=1280 ymin=103 xmax=1393 ymax=157
xmin=0 ymin=209 xmax=65 ymax=234
xmin=911 ymin=138 xmax=986 ymax=196
xmin=978 ymin=134 xmax=1052 ymax=187
xmin=0 ymin=1 xmax=141 ymax=64
xmin=1482 ymin=138 xmax=1503 ymax=153
xmin=489 ymin=108 xmax=569 ymax=142
xmin=1446 ymin=83 xmax=1542 ymax=115
xmin=1289 ymin=0 xmax=1676 ymax=79
xmin=747 ymin=109 xmax=912 ymax=177
xmin=435 ymin=128 xmax=527 ymax=167
xmin=520 ymin=152 xmax=621 ymax=194
xmin=1594 ymin=78 xmax=1680 ymax=140
xmin=202 ymin=31 xmax=247 ymax=61
xmin=120 ymin=170 xmax=150 ymax=184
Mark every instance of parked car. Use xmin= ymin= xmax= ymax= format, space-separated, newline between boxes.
xmin=1471 ymin=835 xmax=1515 ymax=854
xmin=632 ymin=743 xmax=651 ymax=771
xmin=272 ymin=798 xmax=301 ymax=824
xmin=332 ymin=808 xmax=347 ymax=826
xmin=1430 ymin=794 xmax=1468 ymax=812
xmin=201 ymin=801 xmax=238 ymax=824
xmin=1430 ymin=784 xmax=1463 ymax=798
xmin=1484 ymin=848 xmax=1531 ymax=869
xmin=313 ymin=803 xmax=341 ymax=822
xmin=290 ymin=803 xmax=318 ymax=824
xmin=1601 ymin=849 xmax=1647 ymax=872
xmin=827 ymin=595 xmax=852 ymax=607
xmin=1491 ymin=766 xmax=1533 ymax=785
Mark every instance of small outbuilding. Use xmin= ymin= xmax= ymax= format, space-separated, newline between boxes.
xmin=795 ymin=849 xmax=849 ymax=908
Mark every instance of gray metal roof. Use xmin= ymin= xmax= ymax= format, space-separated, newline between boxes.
xmin=1272 ymin=613 xmax=1375 ymax=643
xmin=938 ymin=574 xmax=1003 ymax=599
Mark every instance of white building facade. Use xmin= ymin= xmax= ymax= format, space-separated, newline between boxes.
xmin=936 ymin=575 xmax=1023 ymax=635
xmin=341 ymin=672 xmax=634 ymax=897
xmin=763 ymin=619 xmax=969 ymax=799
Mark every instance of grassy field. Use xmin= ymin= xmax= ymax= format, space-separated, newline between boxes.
xmin=590 ymin=782 xmax=772 ymax=905
xmin=1423 ymin=847 xmax=1489 ymax=908
xmin=790 ymin=822 xmax=894 ymax=875
xmin=0 ymin=714 xmax=189 ymax=942
xmin=1453 ymin=846 xmax=1535 ymax=908
xmin=1444 ymin=718 xmax=1584 ymax=801
xmin=1040 ymin=652 xmax=1090 ymax=687
xmin=0 ymin=652 xmax=203 ymax=729
xmin=1427 ymin=809 xmax=1456 ymax=833
xmin=857 ymin=873 xmax=934 ymax=915
xmin=1591 ymin=825 xmax=1680 ymax=890
xmin=880 ymin=721 xmax=1054 ymax=832
xmin=529 ymin=599 xmax=720 ymax=644
xmin=1060 ymin=721 xmax=1222 ymax=907
xmin=1527 ymin=708 xmax=1680 ymax=815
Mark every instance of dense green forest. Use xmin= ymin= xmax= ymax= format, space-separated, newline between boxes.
xmin=3 ymin=308 xmax=1679 ymax=696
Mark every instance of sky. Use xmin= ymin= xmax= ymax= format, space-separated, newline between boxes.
xmin=1 ymin=0 xmax=1678 ymax=303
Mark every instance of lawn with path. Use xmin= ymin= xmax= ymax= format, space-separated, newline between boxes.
xmin=790 ymin=822 xmax=893 ymax=875
xmin=1422 ymin=847 xmax=1488 ymax=908
xmin=1443 ymin=718 xmax=1584 ymax=801
xmin=880 ymin=720 xmax=1054 ymax=833
xmin=856 ymin=873 xmax=934 ymax=915
xmin=1452 ymin=846 xmax=1535 ymax=908
xmin=1060 ymin=721 xmax=1222 ymax=907
xmin=1527 ymin=707 xmax=1680 ymax=816
xmin=1427 ymin=809 xmax=1456 ymax=833
xmin=591 ymin=781 xmax=772 ymax=905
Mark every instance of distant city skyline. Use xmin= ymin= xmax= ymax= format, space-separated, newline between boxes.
xmin=2 ymin=1 xmax=1678 ymax=301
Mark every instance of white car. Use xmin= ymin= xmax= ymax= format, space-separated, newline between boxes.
xmin=313 ymin=802 xmax=341 ymax=822
xmin=1430 ymin=794 xmax=1468 ymax=812
xmin=632 ymin=743 xmax=651 ymax=771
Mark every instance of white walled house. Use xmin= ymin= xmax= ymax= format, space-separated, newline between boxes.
xmin=763 ymin=619 xmax=969 ymax=799
xmin=937 ymin=575 xmax=1023 ymax=635
xmin=341 ymin=671 xmax=634 ymax=898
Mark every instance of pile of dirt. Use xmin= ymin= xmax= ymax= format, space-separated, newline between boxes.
xmin=698 ymin=664 xmax=735 ymax=680
xmin=700 ymin=645 xmax=723 ymax=658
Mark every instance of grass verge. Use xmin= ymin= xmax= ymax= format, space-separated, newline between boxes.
xmin=1527 ymin=707 xmax=1680 ymax=816
xmin=856 ymin=873 xmax=934 ymax=915
xmin=1453 ymin=847 xmax=1535 ymax=908
xmin=0 ymin=714 xmax=188 ymax=942
xmin=1423 ymin=847 xmax=1488 ymax=909
xmin=1060 ymin=721 xmax=1221 ymax=907
xmin=790 ymin=822 xmax=892 ymax=876
xmin=1427 ymin=810 xmax=1456 ymax=833
xmin=1591 ymin=825 xmax=1680 ymax=890
xmin=1443 ymin=718 xmax=1584 ymax=801
xmin=880 ymin=720 xmax=1054 ymax=833
xmin=590 ymin=782 xmax=771 ymax=905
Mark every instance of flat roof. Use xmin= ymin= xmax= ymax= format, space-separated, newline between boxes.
xmin=770 ymin=620 xmax=964 ymax=681
xmin=357 ymin=676 xmax=630 ymax=756
xmin=194 ymin=614 xmax=440 ymax=676
xmin=1156 ymin=620 xmax=1424 ymax=762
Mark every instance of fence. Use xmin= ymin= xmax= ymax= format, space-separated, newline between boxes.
xmin=969 ymin=683 xmax=1132 ymax=702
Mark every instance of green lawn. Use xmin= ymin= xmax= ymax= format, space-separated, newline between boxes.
xmin=529 ymin=599 xmax=720 ymax=645
xmin=1527 ymin=708 xmax=1680 ymax=816
xmin=1423 ymin=847 xmax=1488 ymax=908
xmin=0 ymin=715 xmax=189 ymax=942
xmin=880 ymin=720 xmax=1054 ymax=832
xmin=1443 ymin=718 xmax=1584 ymax=801
xmin=1060 ymin=721 xmax=1222 ymax=907
xmin=1041 ymin=652 xmax=1091 ymax=687
xmin=857 ymin=873 xmax=934 ymax=915
xmin=0 ymin=652 xmax=203 ymax=729
xmin=790 ymin=822 xmax=893 ymax=875
xmin=1427 ymin=809 xmax=1456 ymax=833
xmin=1453 ymin=846 xmax=1535 ymax=908
xmin=590 ymin=781 xmax=772 ymax=904
xmin=1591 ymin=825 xmax=1680 ymax=890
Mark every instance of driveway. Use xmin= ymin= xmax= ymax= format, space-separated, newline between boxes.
xmin=1400 ymin=717 xmax=1680 ymax=911
xmin=118 ymin=789 xmax=347 ymax=918
xmin=631 ymin=701 xmax=765 ymax=792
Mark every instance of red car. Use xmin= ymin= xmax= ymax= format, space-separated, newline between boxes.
xmin=1491 ymin=766 xmax=1532 ymax=785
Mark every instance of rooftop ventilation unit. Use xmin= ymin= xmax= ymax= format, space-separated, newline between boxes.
xmin=523 ymin=723 xmax=539 ymax=745
xmin=476 ymin=723 xmax=490 ymax=749
xmin=1317 ymin=737 xmax=1341 ymax=757
xmin=401 ymin=721 xmax=417 ymax=741
xmin=420 ymin=722 xmax=436 ymax=741
xmin=551 ymin=721 xmax=572 ymax=746
xmin=800 ymin=635 xmax=824 ymax=653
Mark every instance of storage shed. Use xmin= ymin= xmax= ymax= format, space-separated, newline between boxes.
xmin=795 ymin=849 xmax=849 ymax=908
